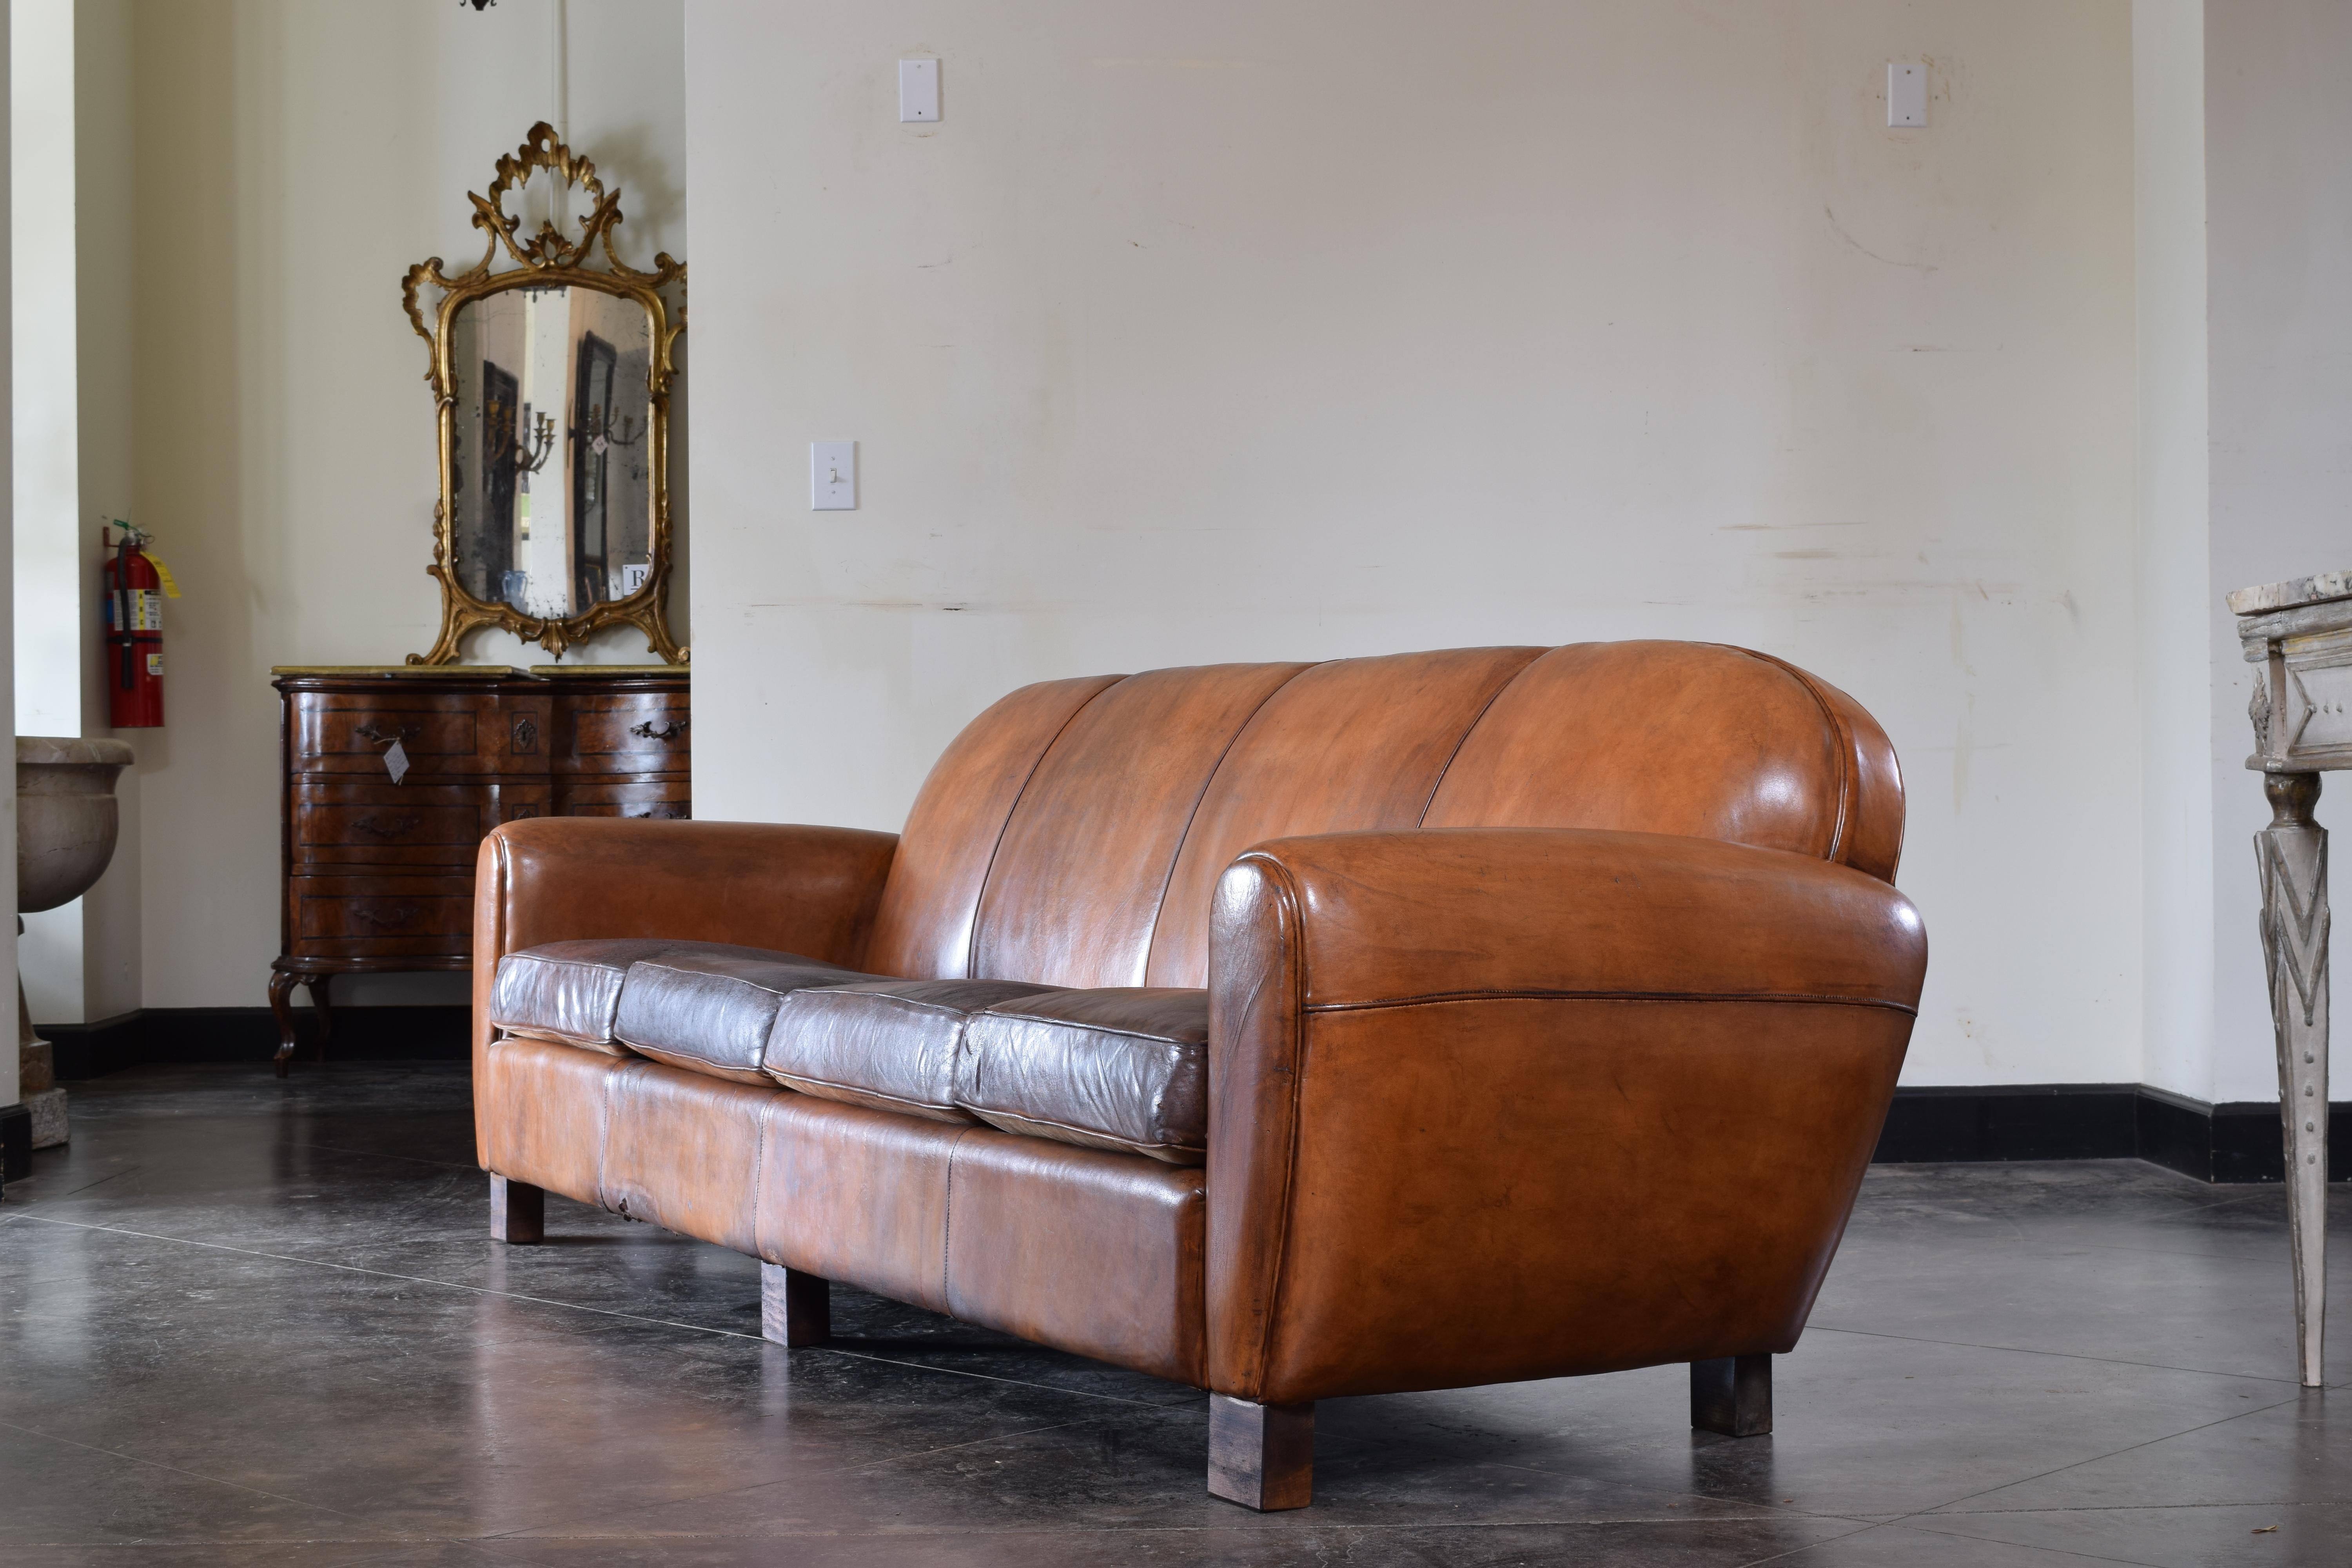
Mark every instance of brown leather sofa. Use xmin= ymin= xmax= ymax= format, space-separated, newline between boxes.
xmin=473 ymin=641 xmax=1927 ymax=1510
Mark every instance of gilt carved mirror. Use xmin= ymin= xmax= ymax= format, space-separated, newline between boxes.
xmin=404 ymin=123 xmax=685 ymax=663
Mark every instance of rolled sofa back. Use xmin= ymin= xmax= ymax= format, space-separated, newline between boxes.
xmin=862 ymin=641 xmax=1903 ymax=988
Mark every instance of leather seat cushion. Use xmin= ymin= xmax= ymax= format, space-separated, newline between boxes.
xmin=766 ymin=978 xmax=1065 ymax=1121
xmin=489 ymin=939 xmax=826 ymax=1054
xmin=956 ymin=989 xmax=1210 ymax=1165
xmin=611 ymin=950 xmax=882 ymax=1084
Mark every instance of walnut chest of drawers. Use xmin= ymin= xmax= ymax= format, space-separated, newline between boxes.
xmin=270 ymin=665 xmax=688 ymax=1074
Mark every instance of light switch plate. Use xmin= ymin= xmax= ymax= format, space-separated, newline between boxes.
xmin=899 ymin=58 xmax=939 ymax=122
xmin=1888 ymin=62 xmax=1926 ymax=127
xmin=812 ymin=441 xmax=857 ymax=510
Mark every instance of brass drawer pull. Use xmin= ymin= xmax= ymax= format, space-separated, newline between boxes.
xmin=351 ymin=905 xmax=420 ymax=928
xmin=352 ymin=814 xmax=421 ymax=840
xmin=629 ymin=717 xmax=690 ymax=742
xmin=353 ymin=721 xmax=421 ymax=746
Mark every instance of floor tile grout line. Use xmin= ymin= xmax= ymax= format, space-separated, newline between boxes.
xmin=1740 ymin=1514 xmax=2169 ymax=1568
xmin=1806 ymin=1322 xmax=2311 ymax=1385
xmin=11 ymin=1164 xmax=145 ymax=1203
xmin=1923 ymin=1499 xmax=2339 ymax=1517
xmin=0 ymin=1414 xmax=417 ymax=1533
xmin=1731 ymin=1519 xmax=1920 ymax=1568
xmin=473 ymin=1517 xmax=1911 ymax=1545
xmin=1723 ymin=1379 xmax=2318 ymax=1562
xmin=1919 ymin=1495 xmax=2343 ymax=1523
xmin=278 ymin=1139 xmax=485 ymax=1171
xmin=1869 ymin=1390 xmax=2309 ymax=1525
xmin=816 ymin=1344 xmax=1181 ymax=1410
xmin=475 ymin=1416 xmax=1122 ymax=1544
xmin=10 ymin=1211 xmax=1181 ymax=1413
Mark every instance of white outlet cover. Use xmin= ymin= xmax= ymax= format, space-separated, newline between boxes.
xmin=1888 ymin=62 xmax=1926 ymax=127
xmin=812 ymin=441 xmax=857 ymax=510
xmin=900 ymin=58 xmax=939 ymax=123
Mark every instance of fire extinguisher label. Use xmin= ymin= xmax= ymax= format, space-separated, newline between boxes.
xmin=146 ymin=652 xmax=163 ymax=677
xmin=105 ymin=591 xmax=163 ymax=632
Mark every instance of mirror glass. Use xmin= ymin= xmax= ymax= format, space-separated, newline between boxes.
xmin=446 ymin=283 xmax=655 ymax=617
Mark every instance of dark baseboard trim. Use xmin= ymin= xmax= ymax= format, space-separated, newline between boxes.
xmin=0 ymin=1102 xmax=29 ymax=1184
xmin=40 ymin=1021 xmax=2343 ymax=1189
xmin=46 ymin=1005 xmax=470 ymax=1079
xmin=1874 ymin=1083 xmax=2350 ymax=1185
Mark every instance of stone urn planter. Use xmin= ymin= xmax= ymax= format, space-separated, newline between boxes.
xmin=18 ymin=736 xmax=133 ymax=1148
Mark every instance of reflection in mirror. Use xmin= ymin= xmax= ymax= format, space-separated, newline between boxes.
xmin=447 ymin=284 xmax=654 ymax=618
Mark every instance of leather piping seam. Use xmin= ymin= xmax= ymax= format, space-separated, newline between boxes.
xmin=1142 ymin=663 xmax=1324 ymax=984
xmin=1728 ymin=644 xmax=1857 ymax=867
xmin=591 ymin=1058 xmax=624 ymax=1214
xmin=799 ymin=991 xmax=1032 ymax=1018
xmin=1415 ymin=647 xmax=1550 ymax=826
xmin=1241 ymin=849 xmax=1310 ymax=1400
xmin=622 ymin=1042 xmax=775 ymax=1084
xmin=481 ymin=836 xmax=511 ymax=1164
xmin=963 ymin=674 xmax=1129 ymax=978
xmin=746 ymin=1095 xmax=772 ymax=1252
xmin=973 ymin=1013 xmax=1207 ymax=1048
xmin=490 ymin=1022 xmax=613 ymax=1048
xmin=940 ymin=1127 xmax=970 ymax=1310
xmin=771 ymin=1073 xmax=972 ymax=1122
xmin=1301 ymin=988 xmax=1919 ymax=1018
xmin=963 ymin=1105 xmax=1205 ymax=1163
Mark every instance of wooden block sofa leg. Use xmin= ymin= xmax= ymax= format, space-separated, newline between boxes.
xmin=488 ymin=1174 xmax=544 ymax=1245
xmin=1690 ymin=1354 xmax=1772 ymax=1437
xmin=1207 ymin=1394 xmax=1314 ymax=1511
xmin=760 ymin=1263 xmax=831 ymax=1346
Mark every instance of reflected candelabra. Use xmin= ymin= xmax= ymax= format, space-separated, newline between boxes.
xmin=484 ymin=397 xmax=557 ymax=474
xmin=580 ymin=402 xmax=642 ymax=454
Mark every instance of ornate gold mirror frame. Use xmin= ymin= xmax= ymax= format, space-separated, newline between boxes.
xmin=403 ymin=123 xmax=686 ymax=664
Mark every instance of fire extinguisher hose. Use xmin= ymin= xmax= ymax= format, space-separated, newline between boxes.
xmin=114 ymin=528 xmax=135 ymax=691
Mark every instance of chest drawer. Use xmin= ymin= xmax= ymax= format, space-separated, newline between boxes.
xmin=289 ymin=782 xmax=549 ymax=869
xmin=286 ymin=874 xmax=476 ymax=958
xmin=552 ymin=778 xmax=692 ymax=820
xmin=289 ymin=693 xmax=554 ymax=779
xmin=554 ymin=691 xmax=691 ymax=775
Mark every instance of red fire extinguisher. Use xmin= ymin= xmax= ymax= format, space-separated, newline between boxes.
xmin=102 ymin=521 xmax=176 ymax=728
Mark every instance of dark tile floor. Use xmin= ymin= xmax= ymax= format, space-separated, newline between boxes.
xmin=2 ymin=1065 xmax=2348 ymax=1567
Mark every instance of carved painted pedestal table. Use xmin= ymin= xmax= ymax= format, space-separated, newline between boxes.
xmin=2230 ymin=570 xmax=2352 ymax=1387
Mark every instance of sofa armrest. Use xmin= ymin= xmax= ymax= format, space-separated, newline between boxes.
xmin=470 ymin=817 xmax=898 ymax=1090
xmin=1205 ymin=827 xmax=1926 ymax=1405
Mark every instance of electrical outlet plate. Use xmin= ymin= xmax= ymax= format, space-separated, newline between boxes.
xmin=1888 ymin=62 xmax=1926 ymax=128
xmin=900 ymin=58 xmax=939 ymax=123
xmin=812 ymin=441 xmax=857 ymax=510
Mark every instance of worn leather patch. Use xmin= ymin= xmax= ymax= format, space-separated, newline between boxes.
xmin=957 ymin=988 xmax=1210 ymax=1165
xmin=768 ymin=978 xmax=1066 ymax=1120
xmin=610 ymin=949 xmax=879 ymax=1080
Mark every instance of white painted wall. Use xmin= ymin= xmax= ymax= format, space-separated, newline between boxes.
xmin=11 ymin=0 xmax=87 ymax=1026
xmin=2205 ymin=0 xmax=2352 ymax=1103
xmin=2133 ymin=0 xmax=2214 ymax=1103
xmin=11 ymin=0 xmax=74 ymax=745
xmin=125 ymin=0 xmax=684 ymax=1009
xmin=0 ymin=0 xmax=20 ymax=1110
xmin=10 ymin=0 xmax=139 ymax=1028
xmin=8 ymin=0 xmax=136 ymax=1028
xmin=71 ymin=0 xmax=137 ymax=1024
xmin=686 ymin=1 xmax=2142 ymax=1089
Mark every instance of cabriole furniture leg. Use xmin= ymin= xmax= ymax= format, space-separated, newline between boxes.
xmin=1691 ymin=1354 xmax=1773 ymax=1437
xmin=1207 ymin=1395 xmax=1313 ymax=1511
xmin=307 ymin=973 xmax=333 ymax=1059
xmin=267 ymin=970 xmax=300 ymax=1078
xmin=488 ymin=1174 xmax=544 ymax=1244
xmin=759 ymin=1263 xmax=831 ymax=1346
xmin=2257 ymin=771 xmax=2328 ymax=1388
